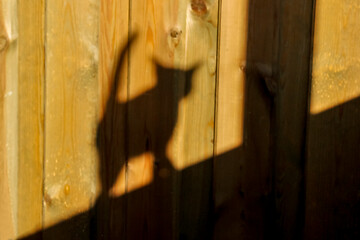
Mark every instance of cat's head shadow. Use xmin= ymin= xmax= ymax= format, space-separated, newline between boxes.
xmin=152 ymin=58 xmax=201 ymax=99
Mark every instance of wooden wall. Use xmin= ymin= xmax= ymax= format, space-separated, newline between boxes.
xmin=0 ymin=0 xmax=359 ymax=239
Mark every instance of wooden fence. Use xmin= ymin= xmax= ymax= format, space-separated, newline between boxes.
xmin=0 ymin=0 xmax=359 ymax=239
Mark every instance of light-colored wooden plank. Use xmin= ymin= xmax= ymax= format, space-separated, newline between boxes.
xmin=43 ymin=0 xmax=99 ymax=235
xmin=167 ymin=0 xmax=219 ymax=170
xmin=214 ymin=0 xmax=247 ymax=208
xmin=0 ymin=1 xmax=14 ymax=239
xmin=213 ymin=0 xmax=247 ymax=238
xmin=215 ymin=0 xmax=247 ymax=156
xmin=310 ymin=0 xmax=360 ymax=114
xmin=306 ymin=0 xmax=360 ymax=238
xmin=0 ymin=1 xmax=18 ymax=239
xmin=17 ymin=0 xmax=45 ymax=237
xmin=98 ymin=0 xmax=129 ymax=112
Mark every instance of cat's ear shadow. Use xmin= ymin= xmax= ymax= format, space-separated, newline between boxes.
xmin=187 ymin=62 xmax=202 ymax=73
xmin=185 ymin=61 xmax=202 ymax=78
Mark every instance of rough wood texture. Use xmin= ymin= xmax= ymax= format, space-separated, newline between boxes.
xmin=125 ymin=0 xmax=219 ymax=239
xmin=273 ymin=0 xmax=314 ymax=239
xmin=0 ymin=1 xmax=16 ymax=239
xmin=43 ymin=0 xmax=99 ymax=237
xmin=242 ymin=0 xmax=277 ymax=238
xmin=17 ymin=0 xmax=45 ymax=237
xmin=237 ymin=0 xmax=314 ymax=239
xmin=96 ymin=0 xmax=129 ymax=238
xmin=309 ymin=0 xmax=360 ymax=114
xmin=7 ymin=1 xmax=360 ymax=239
xmin=305 ymin=0 xmax=360 ymax=239
xmin=214 ymin=0 xmax=246 ymax=205
xmin=213 ymin=0 xmax=247 ymax=239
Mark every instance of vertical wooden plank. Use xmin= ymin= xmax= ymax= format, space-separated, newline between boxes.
xmin=125 ymin=0 xmax=219 ymax=239
xmin=235 ymin=0 xmax=314 ymax=238
xmin=0 ymin=1 xmax=17 ymax=239
xmin=309 ymin=0 xmax=360 ymax=115
xmin=272 ymin=0 xmax=314 ymax=238
xmin=43 ymin=0 xmax=99 ymax=237
xmin=17 ymin=0 xmax=45 ymax=237
xmin=0 ymin=2 xmax=12 ymax=238
xmin=241 ymin=0 xmax=277 ymax=238
xmin=96 ymin=0 xmax=129 ymax=238
xmin=306 ymin=0 xmax=360 ymax=239
xmin=215 ymin=0 xmax=247 ymax=189
xmin=173 ymin=3 xmax=219 ymax=237
xmin=213 ymin=0 xmax=247 ymax=238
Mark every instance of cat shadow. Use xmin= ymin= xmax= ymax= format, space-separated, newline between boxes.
xmin=96 ymin=34 xmax=199 ymax=198
xmin=18 ymin=35 xmax=243 ymax=240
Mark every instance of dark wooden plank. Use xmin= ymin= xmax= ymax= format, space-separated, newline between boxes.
xmin=272 ymin=0 xmax=314 ymax=239
xmin=219 ymin=0 xmax=314 ymax=238
xmin=242 ymin=0 xmax=277 ymax=238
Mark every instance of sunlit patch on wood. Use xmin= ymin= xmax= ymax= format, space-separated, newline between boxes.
xmin=310 ymin=0 xmax=360 ymax=114
xmin=109 ymin=152 xmax=154 ymax=197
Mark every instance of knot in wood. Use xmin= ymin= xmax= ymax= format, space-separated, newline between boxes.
xmin=170 ymin=28 xmax=182 ymax=39
xmin=168 ymin=28 xmax=182 ymax=48
xmin=191 ymin=0 xmax=208 ymax=17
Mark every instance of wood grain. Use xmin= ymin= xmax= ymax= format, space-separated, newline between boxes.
xmin=241 ymin=0 xmax=277 ymax=238
xmin=306 ymin=0 xmax=360 ymax=238
xmin=224 ymin=1 xmax=314 ymax=238
xmin=43 ymin=0 xmax=99 ymax=237
xmin=96 ymin=0 xmax=129 ymax=238
xmin=214 ymin=0 xmax=247 ymax=210
xmin=17 ymin=0 xmax=45 ymax=237
xmin=0 ymin=0 xmax=16 ymax=239
xmin=272 ymin=0 xmax=314 ymax=238
xmin=213 ymin=0 xmax=247 ymax=239
xmin=168 ymin=0 xmax=218 ymax=170
xmin=310 ymin=0 xmax=360 ymax=114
